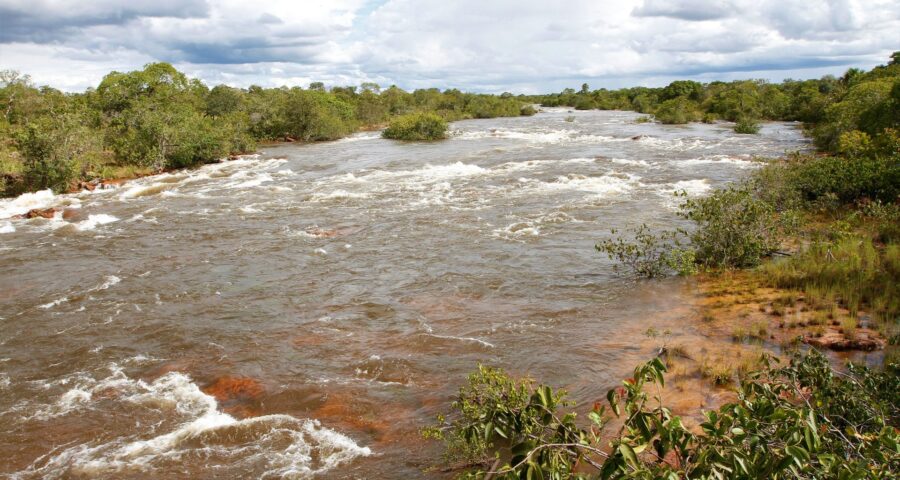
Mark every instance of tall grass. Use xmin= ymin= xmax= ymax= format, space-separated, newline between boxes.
xmin=762 ymin=238 xmax=899 ymax=334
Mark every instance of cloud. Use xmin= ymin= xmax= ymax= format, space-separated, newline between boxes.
xmin=0 ymin=0 xmax=210 ymax=42
xmin=0 ymin=0 xmax=897 ymax=92
xmin=632 ymin=0 xmax=736 ymax=21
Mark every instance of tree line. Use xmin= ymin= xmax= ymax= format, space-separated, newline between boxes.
xmin=0 ymin=63 xmax=535 ymax=196
xmin=530 ymin=51 xmax=900 ymax=142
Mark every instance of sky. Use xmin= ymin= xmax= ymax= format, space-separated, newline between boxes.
xmin=1 ymin=0 xmax=898 ymax=93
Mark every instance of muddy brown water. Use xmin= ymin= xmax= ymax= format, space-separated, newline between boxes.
xmin=0 ymin=109 xmax=809 ymax=478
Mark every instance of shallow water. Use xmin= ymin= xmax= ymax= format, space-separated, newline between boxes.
xmin=0 ymin=109 xmax=808 ymax=478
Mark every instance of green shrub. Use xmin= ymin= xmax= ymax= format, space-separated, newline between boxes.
xmin=520 ymin=104 xmax=537 ymax=116
xmin=733 ymin=117 xmax=761 ymax=134
xmin=680 ymin=184 xmax=780 ymax=268
xmin=428 ymin=351 xmax=900 ymax=479
xmin=382 ymin=112 xmax=448 ymax=141
xmin=595 ymin=225 xmax=695 ymax=278
xmin=788 ymin=153 xmax=899 ymax=205
xmin=15 ymin=115 xmax=102 ymax=192
xmin=653 ymin=97 xmax=701 ymax=124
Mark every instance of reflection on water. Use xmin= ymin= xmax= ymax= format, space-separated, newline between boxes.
xmin=0 ymin=109 xmax=808 ymax=478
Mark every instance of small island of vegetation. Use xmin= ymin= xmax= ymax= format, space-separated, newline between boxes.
xmin=382 ymin=111 xmax=448 ymax=141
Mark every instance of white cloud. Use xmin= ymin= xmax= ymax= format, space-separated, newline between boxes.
xmin=0 ymin=0 xmax=897 ymax=92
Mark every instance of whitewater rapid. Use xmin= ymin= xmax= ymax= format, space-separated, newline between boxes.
xmin=0 ymin=109 xmax=809 ymax=478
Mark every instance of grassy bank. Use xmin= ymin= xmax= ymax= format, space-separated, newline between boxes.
xmin=0 ymin=64 xmax=535 ymax=198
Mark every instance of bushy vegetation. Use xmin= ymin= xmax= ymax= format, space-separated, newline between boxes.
xmin=0 ymin=64 xmax=534 ymax=196
xmin=680 ymin=184 xmax=781 ymax=268
xmin=382 ymin=112 xmax=448 ymax=141
xmin=598 ymin=53 xmax=898 ymax=277
xmin=531 ymin=52 xmax=900 ymax=137
xmin=653 ymin=97 xmax=702 ymax=124
xmin=427 ymin=351 xmax=899 ymax=479
xmin=733 ymin=117 xmax=761 ymax=134
xmin=595 ymin=225 xmax=695 ymax=278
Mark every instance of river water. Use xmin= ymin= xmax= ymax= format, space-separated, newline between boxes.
xmin=0 ymin=109 xmax=807 ymax=478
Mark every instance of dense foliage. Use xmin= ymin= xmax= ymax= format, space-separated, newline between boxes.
xmin=0 ymin=64 xmax=534 ymax=196
xmin=428 ymin=351 xmax=899 ymax=479
xmin=382 ymin=112 xmax=448 ymax=140
xmin=531 ymin=52 xmax=900 ymax=139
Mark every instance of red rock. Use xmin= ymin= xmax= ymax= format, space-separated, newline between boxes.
xmin=62 ymin=208 xmax=81 ymax=220
xmin=203 ymin=376 xmax=265 ymax=403
xmin=24 ymin=207 xmax=58 ymax=219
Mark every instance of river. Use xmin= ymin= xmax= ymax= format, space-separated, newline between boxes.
xmin=0 ymin=109 xmax=808 ymax=478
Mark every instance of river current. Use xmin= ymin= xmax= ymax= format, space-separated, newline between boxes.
xmin=0 ymin=109 xmax=807 ymax=478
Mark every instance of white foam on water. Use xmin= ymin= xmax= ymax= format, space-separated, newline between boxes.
xmin=493 ymin=222 xmax=541 ymax=239
xmin=0 ymin=189 xmax=56 ymax=219
xmin=94 ymin=275 xmax=121 ymax=291
xmin=74 ymin=214 xmax=119 ymax=231
xmin=523 ymin=172 xmax=641 ymax=199
xmin=0 ymin=221 xmax=14 ymax=234
xmin=120 ymin=183 xmax=175 ymax=199
xmin=636 ymin=136 xmax=713 ymax=151
xmin=308 ymin=189 xmax=369 ymax=202
xmin=670 ymin=179 xmax=712 ymax=196
xmin=494 ymin=157 xmax=598 ymax=173
xmin=678 ymin=155 xmax=758 ymax=169
xmin=0 ymin=188 xmax=56 ymax=218
xmin=38 ymin=297 xmax=69 ymax=310
xmin=336 ymin=132 xmax=381 ymax=143
xmin=456 ymin=128 xmax=573 ymax=143
xmin=424 ymin=333 xmax=495 ymax=348
xmin=609 ymin=157 xmax=653 ymax=168
xmin=658 ymin=179 xmax=712 ymax=210
xmin=491 ymin=211 xmax=577 ymax=240
xmin=16 ymin=369 xmax=371 ymax=478
xmin=457 ymin=128 xmax=623 ymax=145
xmin=227 ymin=172 xmax=274 ymax=189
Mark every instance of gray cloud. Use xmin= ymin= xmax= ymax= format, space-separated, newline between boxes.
xmin=632 ymin=0 xmax=736 ymax=21
xmin=0 ymin=0 xmax=896 ymax=93
xmin=0 ymin=0 xmax=209 ymax=42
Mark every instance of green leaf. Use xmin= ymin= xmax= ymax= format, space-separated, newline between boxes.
xmin=607 ymin=389 xmax=620 ymax=416
xmin=618 ymin=443 xmax=639 ymax=468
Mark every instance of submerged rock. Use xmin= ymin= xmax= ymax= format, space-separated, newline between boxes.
xmin=803 ymin=330 xmax=884 ymax=351
xmin=203 ymin=376 xmax=265 ymax=403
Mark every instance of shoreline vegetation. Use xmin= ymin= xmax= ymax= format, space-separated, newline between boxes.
xmin=426 ymin=54 xmax=899 ymax=478
xmin=0 ymin=63 xmax=536 ymax=198
xmin=2 ymin=54 xmax=897 ymax=479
